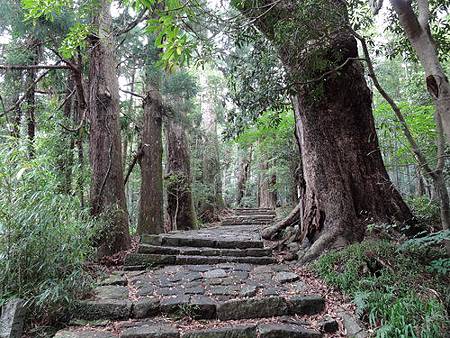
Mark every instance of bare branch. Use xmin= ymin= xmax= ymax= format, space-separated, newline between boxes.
xmin=0 ymin=64 xmax=70 ymax=70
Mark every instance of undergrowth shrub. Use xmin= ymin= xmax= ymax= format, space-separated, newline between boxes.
xmin=313 ymin=240 xmax=449 ymax=338
xmin=0 ymin=136 xmax=96 ymax=324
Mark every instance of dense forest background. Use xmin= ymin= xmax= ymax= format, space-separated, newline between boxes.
xmin=0 ymin=0 xmax=449 ymax=336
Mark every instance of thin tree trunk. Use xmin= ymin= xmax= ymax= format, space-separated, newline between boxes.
xmin=25 ymin=39 xmax=40 ymax=157
xmin=389 ymin=0 xmax=450 ymax=145
xmin=238 ymin=0 xmax=413 ymax=262
xmin=259 ymin=161 xmax=277 ymax=209
xmin=88 ymin=0 xmax=130 ymax=257
xmin=236 ymin=147 xmax=252 ymax=206
xmin=166 ymin=111 xmax=196 ymax=230
xmin=200 ymin=82 xmax=224 ymax=221
xmin=137 ymin=85 xmax=164 ymax=234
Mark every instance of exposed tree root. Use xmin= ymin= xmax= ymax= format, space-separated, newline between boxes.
xmin=262 ymin=203 xmax=300 ymax=240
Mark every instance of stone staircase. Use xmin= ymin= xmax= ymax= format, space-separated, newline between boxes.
xmin=54 ymin=208 xmax=338 ymax=338
xmin=221 ymin=207 xmax=277 ymax=226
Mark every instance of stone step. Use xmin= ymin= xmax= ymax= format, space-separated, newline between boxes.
xmin=55 ymin=320 xmax=323 ymax=338
xmin=221 ymin=219 xmax=274 ymax=226
xmin=142 ymin=234 xmax=264 ymax=249
xmin=73 ymin=294 xmax=325 ymax=322
xmin=124 ymin=253 xmax=276 ymax=267
xmin=138 ymin=244 xmax=272 ymax=257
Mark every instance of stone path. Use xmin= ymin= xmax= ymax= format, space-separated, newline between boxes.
xmin=54 ymin=208 xmax=339 ymax=338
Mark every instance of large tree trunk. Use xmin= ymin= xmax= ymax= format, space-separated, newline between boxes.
xmin=236 ymin=146 xmax=252 ymax=206
xmin=388 ymin=0 xmax=450 ymax=144
xmin=238 ymin=0 xmax=412 ymax=262
xmin=199 ymin=83 xmax=224 ymax=221
xmin=88 ymin=0 xmax=130 ymax=257
xmin=166 ymin=113 xmax=196 ymax=230
xmin=137 ymin=85 xmax=164 ymax=234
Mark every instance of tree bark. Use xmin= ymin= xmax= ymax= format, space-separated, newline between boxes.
xmin=236 ymin=146 xmax=252 ymax=206
xmin=57 ymin=74 xmax=75 ymax=193
xmin=137 ymin=85 xmax=164 ymax=234
xmin=24 ymin=38 xmax=40 ymax=158
xmin=88 ymin=0 xmax=130 ymax=257
xmin=238 ymin=0 xmax=413 ymax=262
xmin=388 ymin=0 xmax=450 ymax=144
xmin=200 ymin=83 xmax=224 ymax=221
xmin=166 ymin=111 xmax=196 ymax=230
xmin=259 ymin=161 xmax=277 ymax=209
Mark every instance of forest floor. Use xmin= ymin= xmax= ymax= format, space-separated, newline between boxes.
xmin=49 ymin=208 xmax=366 ymax=338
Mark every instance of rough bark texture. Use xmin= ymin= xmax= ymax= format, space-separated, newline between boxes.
xmin=236 ymin=147 xmax=252 ymax=206
xmin=166 ymin=114 xmax=196 ymax=230
xmin=88 ymin=0 xmax=130 ymax=257
xmin=239 ymin=0 xmax=413 ymax=262
xmin=137 ymin=85 xmax=164 ymax=234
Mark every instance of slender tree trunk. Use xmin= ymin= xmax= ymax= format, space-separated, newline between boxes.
xmin=166 ymin=112 xmax=196 ymax=230
xmin=88 ymin=0 xmax=130 ymax=257
xmin=236 ymin=147 xmax=252 ymax=206
xmin=57 ymin=75 xmax=75 ymax=193
xmin=137 ymin=85 xmax=164 ymax=234
xmin=389 ymin=0 xmax=450 ymax=144
xmin=238 ymin=0 xmax=412 ymax=262
xmin=415 ymin=166 xmax=426 ymax=197
xmin=259 ymin=161 xmax=277 ymax=209
xmin=24 ymin=39 xmax=40 ymax=157
xmin=200 ymin=85 xmax=224 ymax=221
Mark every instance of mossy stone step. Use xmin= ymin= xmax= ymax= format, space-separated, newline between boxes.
xmin=141 ymin=235 xmax=264 ymax=249
xmin=55 ymin=321 xmax=322 ymax=338
xmin=124 ymin=253 xmax=276 ymax=267
xmin=73 ymin=294 xmax=324 ymax=321
xmin=137 ymin=244 xmax=272 ymax=257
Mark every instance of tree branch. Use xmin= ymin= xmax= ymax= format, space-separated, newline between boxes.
xmin=0 ymin=64 xmax=70 ymax=70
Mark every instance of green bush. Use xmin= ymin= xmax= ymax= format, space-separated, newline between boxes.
xmin=0 ymin=137 xmax=95 ymax=323
xmin=313 ymin=240 xmax=449 ymax=338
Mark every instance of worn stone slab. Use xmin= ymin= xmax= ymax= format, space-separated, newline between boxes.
xmin=125 ymin=254 xmax=176 ymax=267
xmin=98 ymin=274 xmax=127 ymax=286
xmin=74 ymin=299 xmax=132 ymax=320
xmin=120 ymin=324 xmax=179 ymax=338
xmin=240 ymin=285 xmax=258 ymax=298
xmin=54 ymin=330 xmax=116 ymax=338
xmin=274 ymin=272 xmax=299 ymax=284
xmin=258 ymin=324 xmax=322 ymax=338
xmin=132 ymin=298 xmax=160 ymax=318
xmin=175 ymin=255 xmax=275 ymax=265
xmin=217 ymin=297 xmax=289 ymax=320
xmin=95 ymin=286 xmax=129 ymax=300
xmin=160 ymin=295 xmax=190 ymax=314
xmin=189 ymin=295 xmax=217 ymax=319
xmin=182 ymin=325 xmax=256 ymax=338
xmin=288 ymin=296 xmax=325 ymax=316
xmin=0 ymin=298 xmax=25 ymax=338
xmin=204 ymin=269 xmax=228 ymax=278
xmin=141 ymin=234 xmax=162 ymax=246
xmin=138 ymin=245 xmax=180 ymax=255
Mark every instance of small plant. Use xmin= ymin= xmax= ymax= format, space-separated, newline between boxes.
xmin=313 ymin=240 xmax=449 ymax=338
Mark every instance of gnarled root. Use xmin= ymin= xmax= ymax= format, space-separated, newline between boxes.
xmin=262 ymin=203 xmax=300 ymax=240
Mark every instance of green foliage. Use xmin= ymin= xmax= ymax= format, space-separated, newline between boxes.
xmin=313 ymin=240 xmax=449 ymax=337
xmin=406 ymin=196 xmax=441 ymax=227
xmin=59 ymin=22 xmax=91 ymax=58
xmin=0 ymin=136 xmax=95 ymax=321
